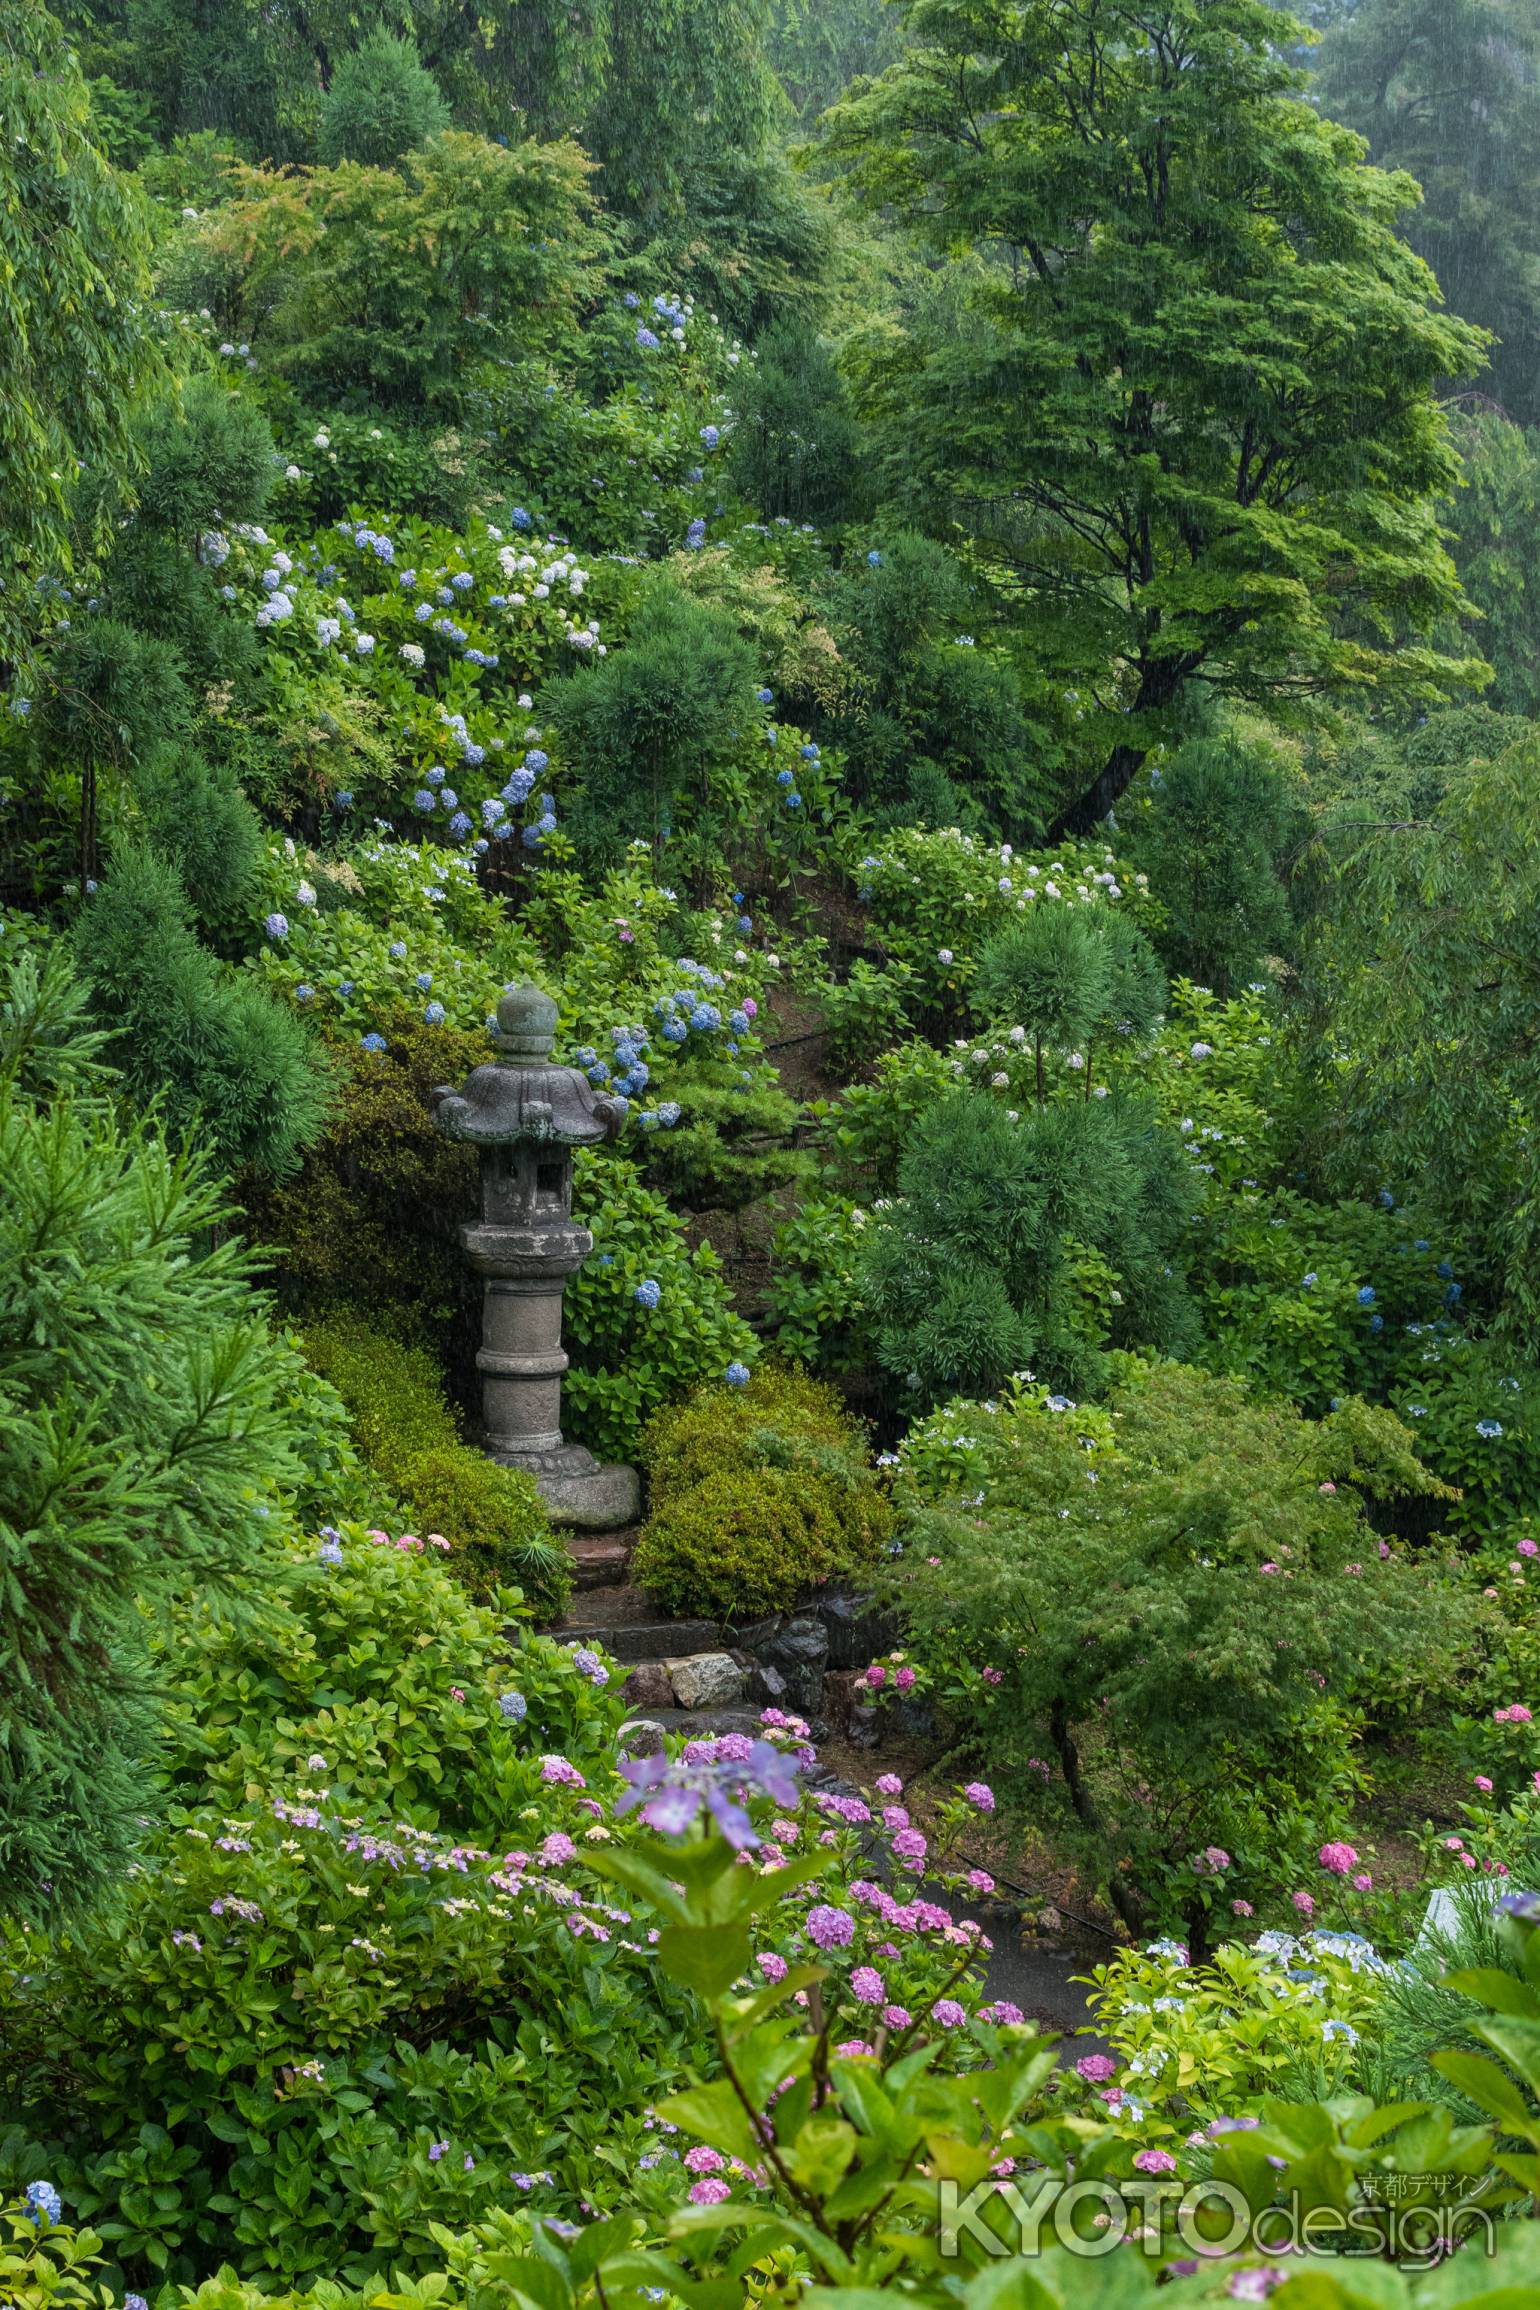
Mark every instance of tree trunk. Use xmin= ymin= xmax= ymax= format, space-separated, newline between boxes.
xmin=1049 ymin=1699 xmax=1142 ymax=1936
xmin=1048 ymin=741 xmax=1148 ymax=842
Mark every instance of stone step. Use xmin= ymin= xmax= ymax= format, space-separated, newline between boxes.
xmin=568 ymin=1613 xmax=725 ymax=1664
xmin=566 ymin=1534 xmax=634 ymax=1591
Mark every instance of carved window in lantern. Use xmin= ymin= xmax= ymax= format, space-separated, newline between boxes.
xmin=535 ymin=1155 xmax=570 ymax=1216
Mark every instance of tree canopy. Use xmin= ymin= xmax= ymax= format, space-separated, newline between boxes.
xmin=828 ymin=0 xmax=1488 ymax=834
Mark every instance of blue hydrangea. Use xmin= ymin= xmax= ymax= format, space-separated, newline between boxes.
xmin=725 ymin=1361 xmax=751 ymax=1388
xmin=336 ymin=979 xmax=355 ymax=997
xmin=636 ymin=326 xmax=660 ymax=350
xmin=389 ymin=939 xmax=407 ymax=958
xmin=1369 ymin=1313 xmax=1383 ymax=1333
xmin=295 ymin=984 xmax=315 ymax=1003
xmin=511 ymin=505 xmax=533 ymax=530
xmin=867 ymin=548 xmax=882 ymax=566
xmin=499 ymin=1690 xmax=528 ymax=1721
xmin=416 ymin=971 xmax=433 ymax=991
xmin=657 ymin=1100 xmax=681 ymax=1127
xmin=525 ymin=748 xmax=549 ymax=772
xmin=1477 ymin=1418 xmax=1504 ymax=1440
xmin=700 ymin=424 xmax=720 ymax=448
xmin=25 ymin=2182 xmax=62 ymax=2227
xmin=634 ymin=1278 xmax=662 ymax=1310
xmin=799 ymin=743 xmax=819 ymax=760
xmin=784 ymin=791 xmax=802 ymax=810
xmin=361 ymin=1032 xmax=387 ymax=1053
xmin=448 ymin=811 xmax=472 ymax=838
xmin=424 ymin=1001 xmax=446 ymax=1025
xmin=439 ymin=789 xmax=459 ymax=812
xmin=264 ymin=912 xmax=289 ymax=939
xmin=1357 ymin=1286 xmax=1376 ymax=1305
xmin=571 ymin=1646 xmax=609 ymax=1686
xmin=399 ymin=569 xmax=417 ymax=589
xmin=661 ymin=1019 xmax=687 ymax=1044
xmin=690 ymin=1003 xmax=720 ymax=1032
xmin=685 ymin=517 xmax=706 ymax=549
xmin=729 ymin=1009 xmax=749 ymax=1035
xmin=335 ymin=789 xmax=354 ymax=809
xmin=757 ymin=687 xmax=774 ymax=704
xmin=451 ymin=571 xmax=474 ymax=591
xmin=587 ymin=1063 xmax=611 ymax=1086
xmin=426 ymin=765 xmax=446 ymax=786
xmin=776 ymin=767 xmax=794 ymax=787
xmin=415 ymin=601 xmax=434 ymax=622
xmin=318 ymin=1536 xmax=343 ymax=1566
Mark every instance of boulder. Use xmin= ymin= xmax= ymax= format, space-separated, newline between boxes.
xmin=618 ymin=1661 xmax=674 ymax=1713
xmin=734 ymin=1610 xmax=829 ymax=1715
xmin=666 ymin=1651 xmax=745 ymax=1709
xmin=818 ymin=1591 xmax=898 ymax=1671
xmin=619 ymin=1718 xmax=667 ymax=1757
xmin=746 ymin=1659 xmax=791 ymax=1708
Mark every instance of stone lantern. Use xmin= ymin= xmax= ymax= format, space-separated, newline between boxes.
xmin=429 ymin=983 xmax=640 ymax=1529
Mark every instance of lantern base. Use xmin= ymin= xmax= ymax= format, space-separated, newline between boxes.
xmin=486 ymin=1438 xmax=641 ymax=1530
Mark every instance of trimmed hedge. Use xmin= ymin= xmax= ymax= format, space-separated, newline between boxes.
xmin=632 ymin=1362 xmax=890 ymax=1623
xmin=301 ymin=1312 xmax=572 ymax=1619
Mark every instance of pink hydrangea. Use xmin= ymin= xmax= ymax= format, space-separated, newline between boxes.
xmin=1521 ymin=1539 xmax=1538 ymax=1557
xmin=1134 ymin=2148 xmax=1177 ymax=2175
xmin=835 ymin=2040 xmax=876 ymax=2058
xmin=540 ymin=1756 xmax=586 ymax=1788
xmin=984 ymin=2000 xmax=1025 ymax=2024
xmin=1496 ymin=1704 xmax=1534 ymax=1723
xmin=862 ymin=1664 xmax=887 ymax=1690
xmin=968 ymin=1869 xmax=996 ymax=1895
xmin=875 ymin=1774 xmax=904 ymax=1797
xmin=757 ymin=1951 xmax=788 ymax=1982
xmin=933 ymin=1999 xmax=967 ymax=2028
xmin=684 ymin=2146 xmax=725 ymax=2174
xmin=1076 ymin=2054 xmax=1116 ymax=2083
xmin=882 ymin=1805 xmax=910 ymax=1831
xmin=1476 ymin=1776 xmax=1494 ymax=1794
xmin=1292 ymin=1890 xmax=1315 ymax=1918
xmin=963 ymin=1782 xmax=996 ymax=1813
xmin=892 ymin=1828 xmax=927 ymax=1866
xmin=893 ymin=1666 xmax=916 ymax=1692
xmin=806 ymin=1905 xmax=855 ymax=1951
xmin=1318 ymin=1842 xmax=1358 ymax=1875
xmin=850 ymin=1966 xmax=884 ymax=2004
xmin=689 ymin=2179 xmax=731 ymax=2205
xmin=541 ymin=1832 xmax=576 ymax=1865
xmin=881 ymin=2004 xmax=911 ymax=2030
xmin=1353 ymin=1873 xmax=1373 ymax=1891
xmin=1232 ymin=1900 xmax=1254 ymax=1917
xmin=981 ymin=1666 xmax=1003 ymax=1686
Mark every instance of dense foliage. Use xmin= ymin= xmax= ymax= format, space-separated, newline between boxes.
xmin=12 ymin=0 xmax=1540 ymax=2296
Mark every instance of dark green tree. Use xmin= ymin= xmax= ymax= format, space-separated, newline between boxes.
xmin=76 ymin=843 xmax=333 ymax=1180
xmin=317 ymin=29 xmax=449 ymax=168
xmin=0 ymin=942 xmax=311 ymax=1917
xmin=1440 ymin=407 xmax=1540 ymax=717
xmin=728 ymin=321 xmax=861 ymax=526
xmin=858 ymin=1085 xmax=1196 ymax=1404
xmin=1125 ymin=727 xmax=1296 ymax=994
xmin=552 ymin=579 xmax=760 ymax=877
xmin=828 ymin=0 xmax=1486 ymax=836
xmin=1298 ymin=727 xmax=1540 ymax=1336
xmin=1315 ymin=0 xmax=1540 ymax=425
xmin=0 ymin=0 xmax=162 ymax=671
xmin=974 ymin=902 xmax=1167 ymax=1096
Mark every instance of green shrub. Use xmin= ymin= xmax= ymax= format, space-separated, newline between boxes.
xmin=300 ymin=1313 xmax=571 ymax=1618
xmin=631 ymin=1465 xmax=881 ymax=1624
xmin=0 ymin=945 xmax=341 ymax=1919
xmin=76 ymin=844 xmax=333 ymax=1181
xmin=644 ymin=1360 xmax=863 ymax=1506
xmin=317 ymin=30 xmax=449 ymax=168
xmin=632 ymin=1363 xmax=891 ymax=1622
